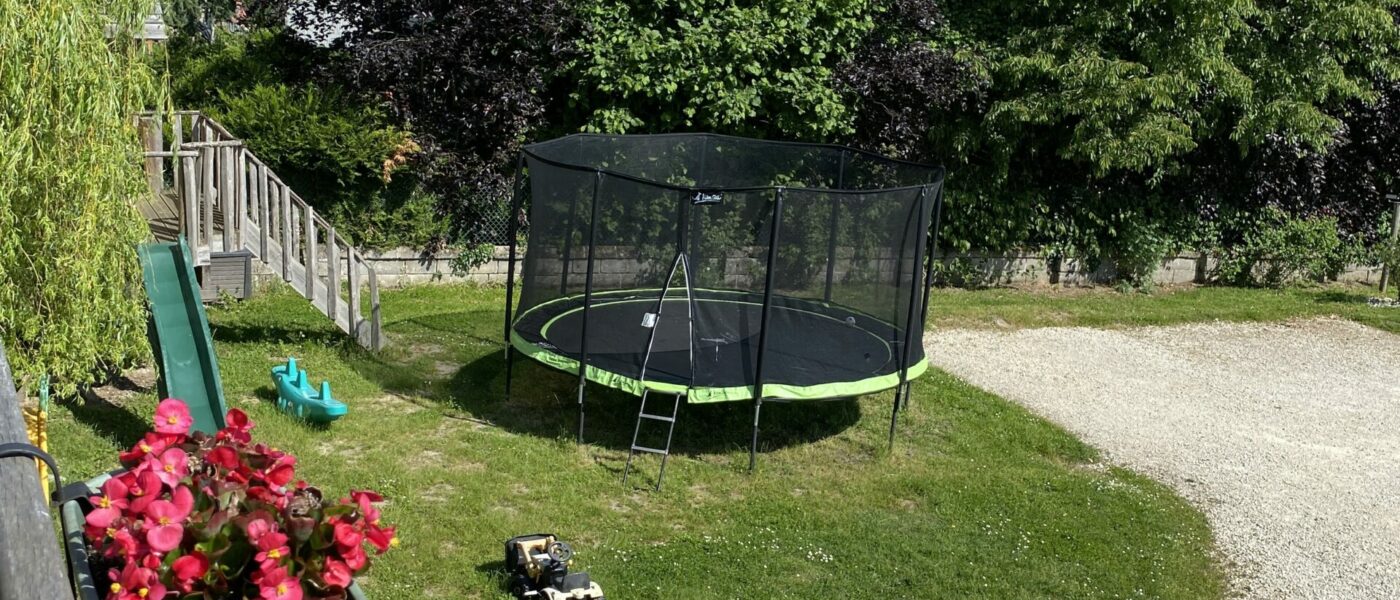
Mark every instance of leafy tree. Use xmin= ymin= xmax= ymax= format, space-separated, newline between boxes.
xmin=569 ymin=0 xmax=873 ymax=138
xmin=932 ymin=0 xmax=1400 ymax=264
xmin=835 ymin=0 xmax=983 ymax=159
xmin=163 ymin=0 xmax=236 ymax=40
xmin=1239 ymin=78 xmax=1400 ymax=244
xmin=0 ymin=0 xmax=162 ymax=394
xmin=294 ymin=0 xmax=578 ymax=247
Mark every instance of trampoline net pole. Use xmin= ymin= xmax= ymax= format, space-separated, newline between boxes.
xmin=558 ymin=172 xmax=582 ymax=295
xmin=503 ymin=155 xmax=526 ymax=400
xmin=576 ymin=171 xmax=603 ymax=444
xmin=920 ymin=183 xmax=945 ymax=325
xmin=890 ymin=186 xmax=932 ymax=451
xmin=822 ymin=150 xmax=847 ymax=303
xmin=750 ymin=187 xmax=785 ymax=473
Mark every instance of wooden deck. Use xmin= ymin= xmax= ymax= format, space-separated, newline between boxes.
xmin=138 ymin=189 xmax=184 ymax=242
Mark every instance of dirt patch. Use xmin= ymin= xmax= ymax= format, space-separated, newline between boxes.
xmin=82 ymin=366 xmax=158 ymax=407
xmin=418 ymin=482 xmax=457 ymax=504
xmin=405 ymin=450 xmax=444 ymax=470
xmin=360 ymin=393 xmax=425 ymax=414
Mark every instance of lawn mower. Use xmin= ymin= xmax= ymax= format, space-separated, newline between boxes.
xmin=505 ymin=534 xmax=605 ymax=600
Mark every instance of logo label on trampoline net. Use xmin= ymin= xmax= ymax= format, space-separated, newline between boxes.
xmin=691 ymin=191 xmax=723 ymax=205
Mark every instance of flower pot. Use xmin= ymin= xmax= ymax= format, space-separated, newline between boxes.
xmin=59 ymin=473 xmax=370 ymax=600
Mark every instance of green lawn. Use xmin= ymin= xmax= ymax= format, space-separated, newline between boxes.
xmin=48 ymin=283 xmax=1227 ymax=599
xmin=931 ymin=283 xmax=1400 ymax=333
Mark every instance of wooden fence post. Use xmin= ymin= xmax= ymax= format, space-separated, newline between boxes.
xmin=221 ymin=145 xmax=235 ymax=252
xmin=258 ymin=163 xmax=270 ymax=259
xmin=1382 ymin=195 xmax=1400 ymax=294
xmin=141 ymin=116 xmax=163 ymax=193
xmin=348 ymin=249 xmax=361 ymax=339
xmin=305 ymin=205 xmax=317 ymax=300
xmin=236 ymin=147 xmax=248 ymax=251
xmin=281 ymin=182 xmax=292 ymax=280
xmin=368 ymin=267 xmax=382 ymax=351
xmin=201 ymin=146 xmax=214 ymax=252
xmin=327 ymin=230 xmax=340 ymax=322
xmin=182 ymin=154 xmax=198 ymax=244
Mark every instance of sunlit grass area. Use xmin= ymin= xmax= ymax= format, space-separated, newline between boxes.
xmin=930 ymin=283 xmax=1400 ymax=333
xmin=48 ymin=283 xmax=1226 ymax=599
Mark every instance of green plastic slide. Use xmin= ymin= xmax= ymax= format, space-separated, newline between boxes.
xmin=138 ymin=237 xmax=228 ymax=434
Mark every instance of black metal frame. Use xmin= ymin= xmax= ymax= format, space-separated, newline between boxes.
xmin=748 ymin=187 xmax=785 ymax=472
xmin=822 ymin=150 xmax=848 ymax=302
xmin=888 ymin=186 xmax=933 ymax=449
xmin=504 ymin=156 xmax=526 ymax=399
xmin=574 ymin=172 xmax=604 ymax=443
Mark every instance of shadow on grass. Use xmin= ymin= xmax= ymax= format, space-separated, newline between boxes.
xmin=474 ymin=560 xmax=509 ymax=597
xmin=251 ymin=385 xmax=333 ymax=432
xmin=66 ymin=394 xmax=151 ymax=450
xmin=441 ymin=350 xmax=862 ymax=456
xmin=208 ymin=322 xmax=351 ymax=348
xmin=1312 ymin=289 xmax=1371 ymax=304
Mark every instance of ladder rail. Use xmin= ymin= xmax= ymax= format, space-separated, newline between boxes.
xmin=623 ymin=252 xmax=693 ymax=491
xmin=623 ymin=390 xmax=683 ymax=491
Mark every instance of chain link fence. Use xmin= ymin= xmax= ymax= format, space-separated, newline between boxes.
xmin=469 ymin=195 xmax=526 ymax=246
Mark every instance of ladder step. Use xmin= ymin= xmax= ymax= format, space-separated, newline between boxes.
xmin=632 ymin=445 xmax=669 ymax=456
xmin=639 ymin=413 xmax=674 ymax=422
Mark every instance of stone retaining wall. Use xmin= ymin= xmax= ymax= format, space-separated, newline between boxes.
xmin=349 ymin=246 xmax=1384 ymax=288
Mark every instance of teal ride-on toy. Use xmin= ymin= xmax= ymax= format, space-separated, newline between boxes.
xmin=271 ymin=356 xmax=347 ymax=423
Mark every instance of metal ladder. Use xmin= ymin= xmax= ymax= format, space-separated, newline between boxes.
xmin=622 ymin=390 xmax=682 ymax=490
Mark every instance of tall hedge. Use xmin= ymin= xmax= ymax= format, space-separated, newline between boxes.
xmin=274 ymin=0 xmax=1398 ymax=273
xmin=0 ymin=0 xmax=160 ymax=394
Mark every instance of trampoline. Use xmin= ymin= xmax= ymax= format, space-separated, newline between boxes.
xmin=502 ymin=133 xmax=944 ymax=476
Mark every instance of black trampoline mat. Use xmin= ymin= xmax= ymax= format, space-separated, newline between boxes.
xmin=513 ymin=289 xmax=912 ymax=391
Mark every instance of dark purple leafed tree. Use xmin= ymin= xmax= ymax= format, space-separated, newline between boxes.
xmin=293 ymin=0 xmax=577 ymax=245
xmin=834 ymin=0 xmax=980 ymax=160
xmin=1243 ymin=79 xmax=1400 ymax=243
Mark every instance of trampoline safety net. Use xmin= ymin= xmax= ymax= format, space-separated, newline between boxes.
xmin=509 ymin=133 xmax=944 ymax=403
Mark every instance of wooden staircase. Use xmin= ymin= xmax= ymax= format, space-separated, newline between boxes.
xmin=136 ymin=110 xmax=383 ymax=351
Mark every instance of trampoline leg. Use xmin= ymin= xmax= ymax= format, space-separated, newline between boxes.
xmin=748 ymin=399 xmax=763 ymax=473
xmin=576 ymin=382 xmax=586 ymax=444
xmin=504 ymin=346 xmax=515 ymax=401
xmin=888 ymin=384 xmax=903 ymax=452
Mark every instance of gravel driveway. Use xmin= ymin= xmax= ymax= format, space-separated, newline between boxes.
xmin=925 ymin=318 xmax=1400 ymax=599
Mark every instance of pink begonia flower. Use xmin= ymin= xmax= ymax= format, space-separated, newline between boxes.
xmin=257 ymin=565 xmax=303 ymax=600
xmin=149 ymin=446 xmax=188 ymax=488
xmin=154 ymin=398 xmax=193 ymax=434
xmin=143 ymin=498 xmax=192 ymax=553
xmin=126 ymin=471 xmax=163 ymax=515
xmin=85 ymin=477 xmax=130 ymax=530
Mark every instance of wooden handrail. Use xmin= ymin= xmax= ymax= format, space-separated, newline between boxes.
xmin=0 ymin=343 xmax=73 ymax=599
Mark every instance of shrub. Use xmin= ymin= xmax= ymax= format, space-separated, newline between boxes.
xmin=294 ymin=0 xmax=577 ymax=248
xmin=0 ymin=0 xmax=160 ymax=395
xmin=1107 ymin=217 xmax=1177 ymax=290
xmin=1216 ymin=207 xmax=1357 ymax=287
xmin=209 ymin=83 xmax=441 ymax=248
xmin=164 ymin=30 xmax=445 ymax=249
